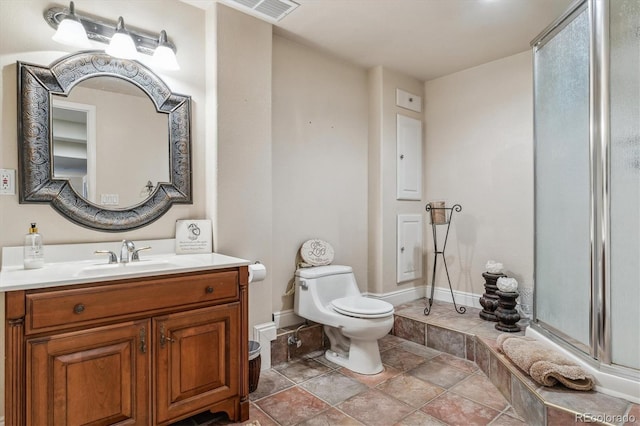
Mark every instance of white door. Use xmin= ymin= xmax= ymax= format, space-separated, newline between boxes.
xmin=396 ymin=114 xmax=423 ymax=200
xmin=397 ymin=214 xmax=423 ymax=283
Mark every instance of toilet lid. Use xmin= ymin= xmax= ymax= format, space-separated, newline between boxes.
xmin=331 ymin=296 xmax=394 ymax=319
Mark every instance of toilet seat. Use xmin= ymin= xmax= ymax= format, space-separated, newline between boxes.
xmin=331 ymin=296 xmax=394 ymax=319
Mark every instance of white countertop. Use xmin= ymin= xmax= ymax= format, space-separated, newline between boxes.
xmin=0 ymin=239 xmax=250 ymax=292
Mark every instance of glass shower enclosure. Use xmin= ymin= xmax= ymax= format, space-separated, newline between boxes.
xmin=532 ymin=0 xmax=639 ymax=386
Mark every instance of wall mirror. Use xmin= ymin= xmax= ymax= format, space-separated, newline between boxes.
xmin=51 ymin=77 xmax=169 ymax=207
xmin=18 ymin=51 xmax=191 ymax=231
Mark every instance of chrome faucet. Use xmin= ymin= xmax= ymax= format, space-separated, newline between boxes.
xmin=120 ymin=240 xmax=135 ymax=263
xmin=94 ymin=240 xmax=151 ymax=264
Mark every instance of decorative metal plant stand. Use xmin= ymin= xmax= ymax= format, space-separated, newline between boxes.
xmin=424 ymin=204 xmax=464 ymax=316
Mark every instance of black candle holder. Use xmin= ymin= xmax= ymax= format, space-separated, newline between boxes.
xmin=495 ymin=290 xmax=521 ymax=332
xmin=479 ymin=272 xmax=506 ymax=321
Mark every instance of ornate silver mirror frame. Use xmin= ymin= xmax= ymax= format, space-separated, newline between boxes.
xmin=17 ymin=51 xmax=192 ymax=231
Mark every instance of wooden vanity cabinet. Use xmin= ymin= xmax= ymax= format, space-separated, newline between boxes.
xmin=5 ymin=266 xmax=250 ymax=426
xmin=154 ymin=304 xmax=240 ymax=424
xmin=27 ymin=319 xmax=151 ymax=425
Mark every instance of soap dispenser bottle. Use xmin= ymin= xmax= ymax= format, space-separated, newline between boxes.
xmin=24 ymin=222 xmax=44 ymax=269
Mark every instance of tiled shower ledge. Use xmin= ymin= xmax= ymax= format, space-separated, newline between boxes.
xmin=392 ymin=299 xmax=639 ymax=426
xmin=272 ymin=299 xmax=639 ymax=425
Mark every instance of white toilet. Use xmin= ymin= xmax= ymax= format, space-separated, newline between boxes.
xmin=294 ymin=265 xmax=394 ymax=375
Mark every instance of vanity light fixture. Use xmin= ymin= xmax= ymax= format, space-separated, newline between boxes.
xmin=45 ymin=2 xmax=179 ymax=70
xmin=51 ymin=1 xmax=91 ymax=48
xmin=152 ymin=30 xmax=180 ymax=71
xmin=105 ymin=17 xmax=138 ymax=60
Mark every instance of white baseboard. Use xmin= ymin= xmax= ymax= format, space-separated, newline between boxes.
xmin=428 ymin=285 xmax=482 ymax=310
xmin=0 ymin=415 xmax=4 ymax=426
xmin=253 ymin=322 xmax=277 ymax=370
xmin=365 ymin=285 xmax=426 ymax=305
xmin=275 ymin=286 xmax=480 ymax=327
xmin=272 ymin=309 xmax=304 ymax=329
xmin=367 ymin=285 xmax=481 ymax=310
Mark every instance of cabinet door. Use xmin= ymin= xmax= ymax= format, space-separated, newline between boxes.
xmin=396 ymin=114 xmax=423 ymax=200
xmin=155 ymin=303 xmax=240 ymax=424
xmin=397 ymin=214 xmax=424 ymax=283
xmin=27 ymin=320 xmax=151 ymax=426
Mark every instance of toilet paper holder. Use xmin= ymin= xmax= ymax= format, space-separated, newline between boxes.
xmin=248 ymin=261 xmax=267 ymax=283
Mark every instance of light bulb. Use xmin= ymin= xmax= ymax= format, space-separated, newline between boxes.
xmin=52 ymin=1 xmax=90 ymax=48
xmin=152 ymin=30 xmax=180 ymax=71
xmin=105 ymin=17 xmax=138 ymax=60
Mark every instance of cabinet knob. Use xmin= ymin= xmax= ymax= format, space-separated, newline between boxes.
xmin=73 ymin=303 xmax=85 ymax=314
xmin=206 ymin=286 xmax=214 ymax=294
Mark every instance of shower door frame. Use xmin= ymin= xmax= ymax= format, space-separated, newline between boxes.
xmin=531 ymin=0 xmax=637 ymax=379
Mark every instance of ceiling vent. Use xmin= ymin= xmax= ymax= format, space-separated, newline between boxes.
xmin=222 ymin=0 xmax=299 ymax=22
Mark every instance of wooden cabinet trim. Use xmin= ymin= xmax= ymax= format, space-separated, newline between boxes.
xmin=5 ymin=314 xmax=26 ymax=426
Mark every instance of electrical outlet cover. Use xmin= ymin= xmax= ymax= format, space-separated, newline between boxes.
xmin=0 ymin=169 xmax=16 ymax=195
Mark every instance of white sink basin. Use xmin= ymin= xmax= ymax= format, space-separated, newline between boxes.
xmin=74 ymin=259 xmax=179 ymax=277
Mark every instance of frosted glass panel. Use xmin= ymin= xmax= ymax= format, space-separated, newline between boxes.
xmin=534 ymin=10 xmax=590 ymax=350
xmin=610 ymin=0 xmax=640 ymax=370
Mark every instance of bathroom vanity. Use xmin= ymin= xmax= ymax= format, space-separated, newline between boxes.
xmin=1 ymin=242 xmax=250 ymax=425
xmin=7 ymin=48 xmax=254 ymax=424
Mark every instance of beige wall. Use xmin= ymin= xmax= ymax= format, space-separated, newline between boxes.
xmin=423 ymin=51 xmax=534 ymax=296
xmin=214 ymin=4 xmax=274 ymax=327
xmin=368 ymin=67 xmax=425 ymax=295
xmin=271 ymin=35 xmax=369 ymax=312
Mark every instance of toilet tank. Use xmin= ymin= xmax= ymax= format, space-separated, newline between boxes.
xmin=295 ymin=265 xmax=361 ymax=307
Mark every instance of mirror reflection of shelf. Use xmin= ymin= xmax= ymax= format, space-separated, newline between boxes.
xmin=51 ymin=99 xmax=96 ymax=202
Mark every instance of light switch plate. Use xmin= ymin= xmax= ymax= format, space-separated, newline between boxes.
xmin=100 ymin=193 xmax=119 ymax=206
xmin=0 ymin=169 xmax=16 ymax=195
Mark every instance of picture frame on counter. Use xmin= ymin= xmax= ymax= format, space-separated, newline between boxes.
xmin=175 ymin=219 xmax=212 ymax=254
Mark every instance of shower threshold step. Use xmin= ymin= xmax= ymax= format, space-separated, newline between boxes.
xmin=392 ymin=298 xmax=639 ymax=426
